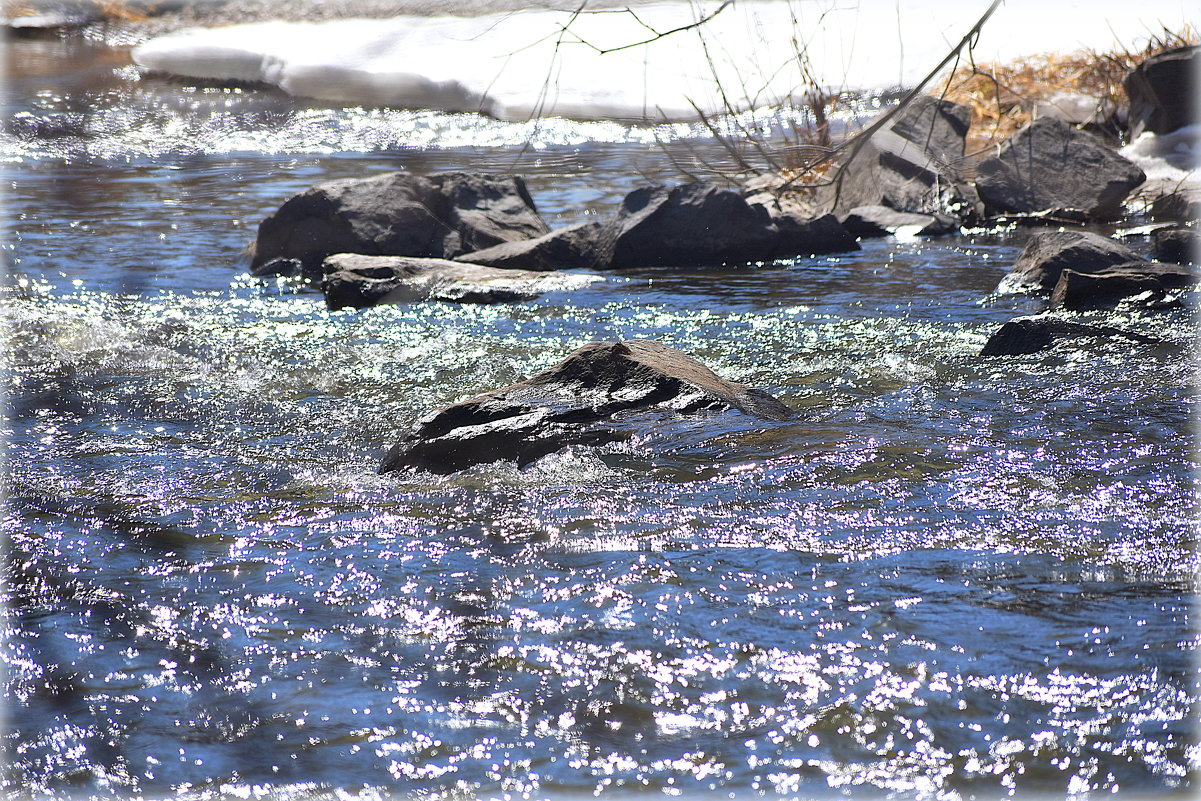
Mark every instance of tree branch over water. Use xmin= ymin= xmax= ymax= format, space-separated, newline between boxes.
xmin=559 ymin=0 xmax=735 ymax=55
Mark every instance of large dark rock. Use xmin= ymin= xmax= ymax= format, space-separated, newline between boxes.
xmin=1124 ymin=46 xmax=1198 ymax=138
xmin=454 ymin=222 xmax=602 ymax=271
xmin=974 ymin=118 xmax=1146 ymax=221
xmin=839 ymin=205 xmax=959 ymax=238
xmin=321 ymin=253 xmax=599 ymax=310
xmin=251 ymin=172 xmax=550 ymax=278
xmin=980 ymin=315 xmax=1162 ymax=356
xmin=1048 ymin=265 xmax=1192 ymax=310
xmin=819 ymin=95 xmax=978 ymax=218
xmin=1153 ymin=227 xmax=1198 ymax=264
xmin=381 ymin=340 xmax=794 ymax=474
xmin=998 ymin=230 xmax=1145 ymax=292
xmin=770 ymin=211 xmax=861 ymax=257
xmin=595 ymin=182 xmax=779 ymax=268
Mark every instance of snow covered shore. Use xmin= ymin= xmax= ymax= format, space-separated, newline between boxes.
xmin=132 ymin=0 xmax=1196 ymax=122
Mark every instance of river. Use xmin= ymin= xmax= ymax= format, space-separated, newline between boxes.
xmin=2 ymin=15 xmax=1197 ymax=801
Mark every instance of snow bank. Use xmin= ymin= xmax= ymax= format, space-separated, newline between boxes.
xmin=133 ymin=0 xmax=1196 ymax=122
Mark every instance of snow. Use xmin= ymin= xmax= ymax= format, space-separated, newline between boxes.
xmin=132 ymin=0 xmax=1197 ymax=122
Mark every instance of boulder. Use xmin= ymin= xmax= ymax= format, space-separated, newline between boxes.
xmin=998 ymin=230 xmax=1145 ymax=292
xmin=320 ymin=253 xmax=600 ymax=310
xmin=1124 ymin=46 xmax=1198 ymax=138
xmin=1048 ymin=264 xmax=1194 ymax=310
xmin=454 ymin=222 xmax=602 ymax=270
xmin=1152 ymin=227 xmax=1198 ymax=264
xmin=770 ymin=211 xmax=860 ymax=256
xmin=980 ymin=315 xmax=1162 ymax=356
xmin=974 ymin=118 xmax=1146 ymax=220
xmin=839 ymin=205 xmax=959 ymax=238
xmin=251 ymin=172 xmax=550 ymax=278
xmin=595 ymin=182 xmax=779 ymax=268
xmin=818 ymin=95 xmax=978 ymax=218
xmin=380 ymin=339 xmax=794 ymax=474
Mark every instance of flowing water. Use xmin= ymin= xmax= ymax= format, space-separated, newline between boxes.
xmin=2 ymin=28 xmax=1199 ymax=801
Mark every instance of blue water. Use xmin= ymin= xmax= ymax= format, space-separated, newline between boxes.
xmin=2 ymin=30 xmax=1198 ymax=801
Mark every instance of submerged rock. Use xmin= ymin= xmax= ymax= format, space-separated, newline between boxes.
xmin=974 ymin=118 xmax=1146 ymax=221
xmin=839 ymin=205 xmax=959 ymax=238
xmin=381 ymin=339 xmax=794 ymax=474
xmin=321 ymin=253 xmax=599 ymax=309
xmin=454 ymin=222 xmax=602 ymax=270
xmin=998 ymin=230 xmax=1145 ymax=292
xmin=252 ymin=171 xmax=550 ymax=278
xmin=1124 ymin=46 xmax=1198 ymax=138
xmin=980 ymin=315 xmax=1162 ymax=356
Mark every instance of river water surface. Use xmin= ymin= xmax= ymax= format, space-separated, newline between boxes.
xmin=2 ymin=28 xmax=1198 ymax=801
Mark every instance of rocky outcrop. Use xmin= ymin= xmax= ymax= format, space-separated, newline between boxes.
xmin=1048 ymin=264 xmax=1194 ymax=310
xmin=251 ymin=172 xmax=550 ymax=278
xmin=818 ymin=95 xmax=978 ymax=219
xmin=974 ymin=118 xmax=1146 ymax=221
xmin=770 ymin=210 xmax=860 ymax=257
xmin=997 ymin=230 xmax=1146 ymax=292
xmin=1124 ymin=46 xmax=1198 ymax=138
xmin=321 ymin=253 xmax=599 ymax=309
xmin=454 ymin=222 xmax=602 ymax=270
xmin=839 ymin=205 xmax=958 ymax=238
xmin=380 ymin=339 xmax=794 ymax=474
xmin=980 ymin=315 xmax=1162 ymax=356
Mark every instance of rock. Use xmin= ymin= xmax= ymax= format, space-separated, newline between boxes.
xmin=251 ymin=172 xmax=550 ymax=278
xmin=974 ymin=118 xmax=1146 ymax=221
xmin=819 ymin=95 xmax=978 ymax=218
xmin=454 ymin=221 xmax=602 ymax=270
xmin=1048 ymin=265 xmax=1192 ymax=310
xmin=1124 ymin=46 xmax=1198 ymax=138
xmin=320 ymin=253 xmax=600 ymax=310
xmin=743 ymin=191 xmax=860 ymax=256
xmin=998 ymin=230 xmax=1145 ymax=292
xmin=595 ymin=182 xmax=779 ymax=268
xmin=980 ymin=315 xmax=1162 ymax=356
xmin=1150 ymin=189 xmax=1201 ymax=223
xmin=839 ymin=205 xmax=959 ymax=238
xmin=380 ymin=339 xmax=794 ymax=474
xmin=1152 ymin=227 xmax=1198 ymax=264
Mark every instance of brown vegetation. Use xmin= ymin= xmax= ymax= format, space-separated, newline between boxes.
xmin=936 ymin=26 xmax=1199 ymax=154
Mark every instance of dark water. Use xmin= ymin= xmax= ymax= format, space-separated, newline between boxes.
xmin=2 ymin=31 xmax=1198 ymax=801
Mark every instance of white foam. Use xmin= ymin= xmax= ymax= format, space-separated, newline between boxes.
xmin=133 ymin=0 xmax=1197 ymax=122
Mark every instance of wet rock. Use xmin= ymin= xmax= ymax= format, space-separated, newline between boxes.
xmin=252 ymin=171 xmax=550 ymax=278
xmin=454 ymin=222 xmax=602 ymax=271
xmin=381 ymin=339 xmax=794 ymax=474
xmin=1150 ymin=189 xmax=1201 ymax=223
xmin=974 ymin=118 xmax=1146 ymax=221
xmin=321 ymin=253 xmax=599 ymax=310
xmin=980 ymin=315 xmax=1162 ymax=356
xmin=1124 ymin=46 xmax=1198 ymax=138
xmin=998 ymin=230 xmax=1144 ymax=292
xmin=819 ymin=95 xmax=978 ymax=218
xmin=595 ymin=182 xmax=779 ymax=268
xmin=1152 ymin=227 xmax=1198 ymax=264
xmin=839 ymin=205 xmax=959 ymax=238
xmin=1048 ymin=265 xmax=1193 ymax=310
xmin=770 ymin=211 xmax=860 ymax=257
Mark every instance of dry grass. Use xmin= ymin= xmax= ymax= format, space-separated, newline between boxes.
xmin=937 ymin=26 xmax=1198 ymax=154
